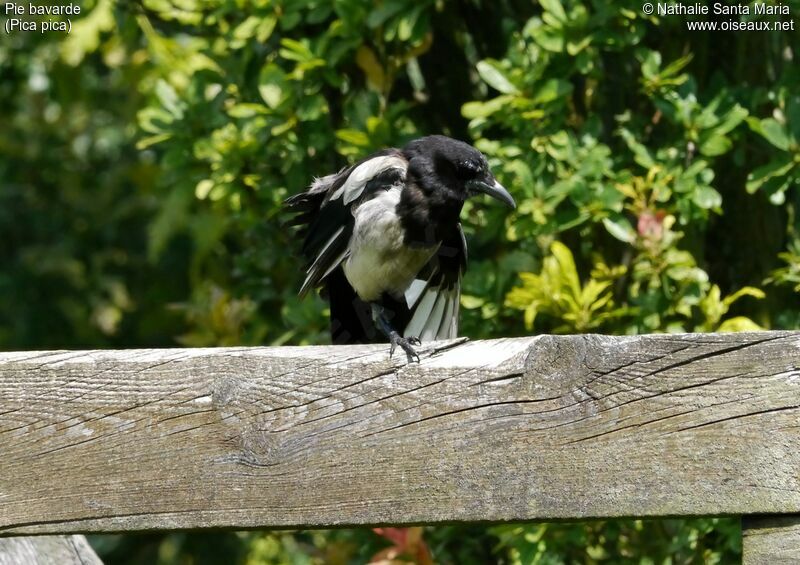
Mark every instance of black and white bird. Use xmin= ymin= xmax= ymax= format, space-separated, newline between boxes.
xmin=285 ymin=135 xmax=515 ymax=361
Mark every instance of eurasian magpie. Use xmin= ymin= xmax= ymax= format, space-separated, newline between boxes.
xmin=285 ymin=135 xmax=515 ymax=361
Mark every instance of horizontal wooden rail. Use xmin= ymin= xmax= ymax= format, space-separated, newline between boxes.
xmin=0 ymin=535 xmax=101 ymax=565
xmin=1 ymin=332 xmax=799 ymax=537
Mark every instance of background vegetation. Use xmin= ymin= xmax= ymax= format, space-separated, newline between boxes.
xmin=3 ymin=0 xmax=799 ymax=562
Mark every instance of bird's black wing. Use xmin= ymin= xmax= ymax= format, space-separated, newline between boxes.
xmin=401 ymin=223 xmax=467 ymax=341
xmin=284 ymin=149 xmax=408 ymax=296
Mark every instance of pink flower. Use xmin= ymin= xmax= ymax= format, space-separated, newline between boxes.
xmin=637 ymin=210 xmax=666 ymax=240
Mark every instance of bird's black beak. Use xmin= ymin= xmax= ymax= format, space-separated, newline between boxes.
xmin=466 ymin=175 xmax=516 ymax=209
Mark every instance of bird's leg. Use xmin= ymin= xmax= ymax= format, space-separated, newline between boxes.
xmin=371 ymin=303 xmax=421 ymax=363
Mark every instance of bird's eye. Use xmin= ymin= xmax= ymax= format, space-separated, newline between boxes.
xmin=457 ymin=159 xmax=482 ymax=179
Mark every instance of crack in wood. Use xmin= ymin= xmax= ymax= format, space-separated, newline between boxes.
xmin=469 ymin=372 xmax=525 ymax=386
xmin=565 ymin=408 xmax=699 ymax=445
xmin=637 ymin=334 xmax=787 ymax=380
xmin=2 ymin=332 xmax=800 ymax=534
xmin=360 ymin=397 xmax=563 ymax=438
xmin=671 ymin=404 xmax=800 ymax=434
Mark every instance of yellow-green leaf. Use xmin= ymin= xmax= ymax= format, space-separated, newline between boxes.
xmin=717 ymin=316 xmax=765 ymax=333
xmin=356 ymin=46 xmax=386 ymax=92
xmin=722 ymin=286 xmax=765 ymax=308
xmin=550 ymin=241 xmax=581 ymax=299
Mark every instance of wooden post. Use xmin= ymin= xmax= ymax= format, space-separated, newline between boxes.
xmin=743 ymin=516 xmax=800 ymax=563
xmin=1 ymin=332 xmax=799 ymax=535
xmin=0 ymin=535 xmax=102 ymax=565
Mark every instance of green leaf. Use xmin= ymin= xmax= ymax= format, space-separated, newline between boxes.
xmin=698 ymin=135 xmax=732 ymax=157
xmin=136 ymin=133 xmax=171 ymax=149
xmin=639 ymin=49 xmax=661 ymax=80
xmin=226 ymin=103 xmax=267 ymax=118
xmin=460 ymin=295 xmax=485 ymax=309
xmin=712 ymin=104 xmax=748 ymax=137
xmin=195 ymin=179 xmax=214 ymax=200
xmin=745 ymin=155 xmax=794 ymax=193
xmin=232 ymin=16 xmax=260 ymax=41
xmin=476 ymin=60 xmax=518 ymax=94
xmin=279 ymin=38 xmax=315 ymax=62
xmin=581 ymin=279 xmax=612 ymax=309
xmin=462 ymin=95 xmax=515 ymax=119
xmin=523 ymin=303 xmax=538 ymax=330
xmin=257 ymin=16 xmax=277 ymax=42
xmin=692 ymin=185 xmax=722 ymax=210
xmin=550 ymin=241 xmax=581 ymax=299
xmin=259 ymin=64 xmax=286 ymax=109
xmin=155 ymin=80 xmax=184 ymax=118
xmin=758 ymin=118 xmax=791 ymax=151
xmin=336 ymin=128 xmax=370 ymax=146
xmin=356 ymin=46 xmax=386 ymax=92
xmin=258 ymin=84 xmax=282 ymax=108
xmin=539 ymin=0 xmax=567 ymax=22
xmin=566 ymin=35 xmax=592 ymax=56
xmin=389 ymin=4 xmax=426 ymax=42
xmin=618 ymin=128 xmax=655 ymax=168
xmin=367 ymin=1 xmax=404 ymax=28
xmin=763 ymin=174 xmax=793 ymax=205
xmin=528 ymin=21 xmax=565 ymax=51
xmin=138 ymin=107 xmax=175 ymax=134
xmin=660 ymin=53 xmax=693 ymax=80
xmin=602 ymin=216 xmax=636 ymax=243
xmin=531 ymin=78 xmax=572 ymax=105
xmin=59 ymin=0 xmax=115 ymax=66
xmin=717 ymin=316 xmax=764 ymax=332
xmin=297 ymin=95 xmax=326 ymax=121
xmin=722 ymin=286 xmax=765 ymax=307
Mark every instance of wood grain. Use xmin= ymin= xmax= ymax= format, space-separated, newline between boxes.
xmin=1 ymin=332 xmax=799 ymax=535
xmin=743 ymin=515 xmax=800 ymax=563
xmin=0 ymin=535 xmax=102 ymax=565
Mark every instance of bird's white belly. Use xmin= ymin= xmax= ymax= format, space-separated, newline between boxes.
xmin=343 ymin=188 xmax=437 ymax=302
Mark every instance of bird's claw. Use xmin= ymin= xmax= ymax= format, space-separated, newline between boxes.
xmin=389 ymin=332 xmax=421 ymax=363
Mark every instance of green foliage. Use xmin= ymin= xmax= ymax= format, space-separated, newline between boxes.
xmin=4 ymin=0 xmax=800 ymax=562
xmin=766 ymin=239 xmax=800 ymax=292
xmin=459 ymin=0 xmax=798 ymax=339
xmin=746 ymin=94 xmax=800 ymax=205
xmin=505 ymin=241 xmax=630 ymax=332
xmin=490 ymin=518 xmax=741 ymax=564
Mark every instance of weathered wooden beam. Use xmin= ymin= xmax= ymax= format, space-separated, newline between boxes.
xmin=743 ymin=515 xmax=800 ymax=563
xmin=1 ymin=332 xmax=799 ymax=535
xmin=0 ymin=535 xmax=102 ymax=565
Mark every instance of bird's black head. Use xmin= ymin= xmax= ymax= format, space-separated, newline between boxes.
xmin=402 ymin=135 xmax=516 ymax=209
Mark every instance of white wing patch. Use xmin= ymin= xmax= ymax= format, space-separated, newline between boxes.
xmin=437 ymin=284 xmax=459 ymax=337
xmin=404 ymin=282 xmax=460 ymax=341
xmin=422 ymin=292 xmax=447 ymax=342
xmin=299 ymin=225 xmax=346 ymax=295
xmin=307 ymin=225 xmax=343 ymax=272
xmin=404 ymin=278 xmax=429 ymax=309
xmin=405 ymin=288 xmax=437 ymax=339
xmin=321 ymin=249 xmax=349 ymax=281
xmin=330 ymin=155 xmax=407 ymax=204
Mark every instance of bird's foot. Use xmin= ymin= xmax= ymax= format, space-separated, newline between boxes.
xmin=389 ymin=332 xmax=421 ymax=363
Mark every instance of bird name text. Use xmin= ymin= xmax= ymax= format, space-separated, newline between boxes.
xmin=4 ymin=2 xmax=80 ymax=15
xmin=3 ymin=1 xmax=78 ymax=34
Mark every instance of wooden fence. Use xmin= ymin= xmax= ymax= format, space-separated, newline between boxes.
xmin=1 ymin=331 xmax=799 ymax=563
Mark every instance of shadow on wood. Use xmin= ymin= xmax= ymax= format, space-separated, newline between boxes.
xmin=743 ymin=515 xmax=800 ymax=564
